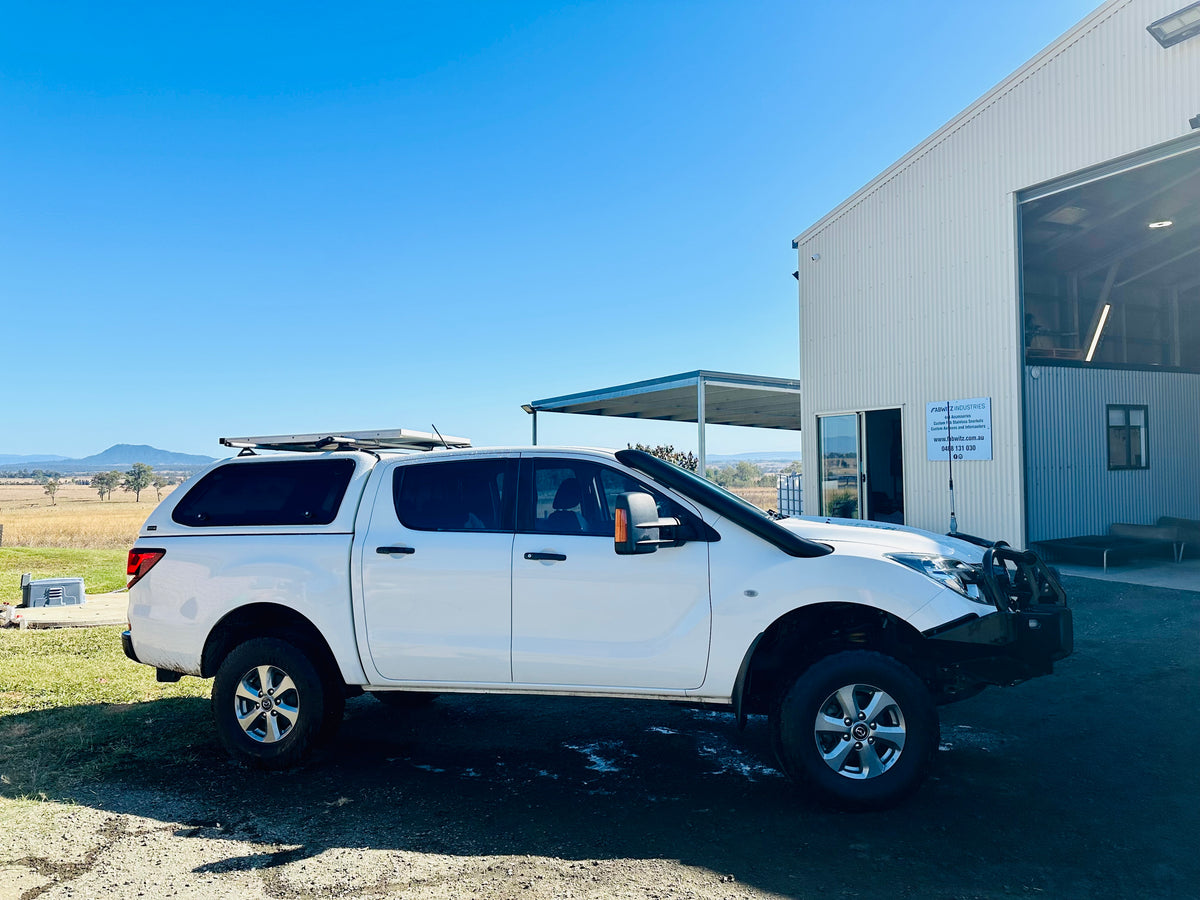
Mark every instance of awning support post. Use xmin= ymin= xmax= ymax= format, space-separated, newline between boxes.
xmin=697 ymin=377 xmax=707 ymax=479
xmin=521 ymin=404 xmax=539 ymax=445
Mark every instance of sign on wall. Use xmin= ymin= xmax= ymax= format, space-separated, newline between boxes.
xmin=926 ymin=397 xmax=993 ymax=461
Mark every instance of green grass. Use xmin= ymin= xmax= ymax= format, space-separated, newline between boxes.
xmin=0 ymin=626 xmax=210 ymax=797
xmin=0 ymin=547 xmax=128 ymax=602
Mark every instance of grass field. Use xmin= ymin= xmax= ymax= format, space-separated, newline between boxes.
xmin=0 ymin=482 xmax=172 ymax=601
xmin=0 ymin=626 xmax=209 ymax=797
xmin=728 ymin=486 xmax=778 ymax=511
xmin=0 ymin=482 xmax=175 ymax=549
xmin=0 ymin=548 xmax=128 ymax=602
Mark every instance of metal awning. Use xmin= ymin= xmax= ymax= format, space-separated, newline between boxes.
xmin=523 ymin=370 xmax=801 ymax=475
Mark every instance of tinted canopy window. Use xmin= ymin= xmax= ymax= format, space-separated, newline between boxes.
xmin=394 ymin=458 xmax=517 ymax=532
xmin=173 ymin=459 xmax=356 ymax=527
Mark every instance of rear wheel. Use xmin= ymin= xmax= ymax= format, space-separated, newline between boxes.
xmin=772 ymin=650 xmax=937 ymax=810
xmin=212 ymin=637 xmax=338 ymax=769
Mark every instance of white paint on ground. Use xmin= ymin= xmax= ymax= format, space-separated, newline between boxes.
xmin=563 ymin=741 xmax=633 ymax=774
xmin=939 ymin=724 xmax=1007 ymax=752
xmin=694 ymin=733 xmax=782 ymax=782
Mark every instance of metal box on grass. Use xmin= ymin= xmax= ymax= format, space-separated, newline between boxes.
xmin=19 ymin=573 xmax=86 ymax=607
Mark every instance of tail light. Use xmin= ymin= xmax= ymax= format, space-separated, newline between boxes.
xmin=127 ymin=548 xmax=165 ymax=589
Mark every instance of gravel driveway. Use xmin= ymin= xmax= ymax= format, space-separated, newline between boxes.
xmin=3 ymin=574 xmax=1197 ymax=900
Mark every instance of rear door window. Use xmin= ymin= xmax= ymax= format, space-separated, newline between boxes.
xmin=393 ymin=458 xmax=517 ymax=532
xmin=172 ymin=459 xmax=356 ymax=527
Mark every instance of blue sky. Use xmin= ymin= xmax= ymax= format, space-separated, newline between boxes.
xmin=3 ymin=1 xmax=1098 ymax=458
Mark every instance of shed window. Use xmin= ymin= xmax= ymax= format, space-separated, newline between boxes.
xmin=1107 ymin=405 xmax=1148 ymax=470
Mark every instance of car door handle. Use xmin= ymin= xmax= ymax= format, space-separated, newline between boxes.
xmin=524 ymin=552 xmax=566 ymax=562
xmin=376 ymin=546 xmax=416 ymax=555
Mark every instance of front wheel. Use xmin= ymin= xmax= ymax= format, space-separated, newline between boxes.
xmin=772 ymin=650 xmax=938 ymax=810
xmin=212 ymin=637 xmax=338 ymax=769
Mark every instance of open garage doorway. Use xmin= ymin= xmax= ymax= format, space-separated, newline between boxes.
xmin=817 ymin=408 xmax=903 ymax=523
xmin=1019 ymin=136 xmax=1200 ymax=542
xmin=1020 ymin=137 xmax=1200 ymax=370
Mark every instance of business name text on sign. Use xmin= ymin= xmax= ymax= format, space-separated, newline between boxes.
xmin=926 ymin=397 xmax=993 ymax=461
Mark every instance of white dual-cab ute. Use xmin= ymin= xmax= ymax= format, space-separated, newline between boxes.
xmin=123 ymin=428 xmax=1072 ymax=809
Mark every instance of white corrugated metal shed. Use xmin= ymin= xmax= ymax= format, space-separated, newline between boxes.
xmin=793 ymin=0 xmax=1200 ymax=546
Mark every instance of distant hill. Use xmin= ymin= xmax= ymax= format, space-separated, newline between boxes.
xmin=819 ymin=436 xmax=858 ymax=455
xmin=706 ymin=451 xmax=802 ymax=464
xmin=705 ymin=451 xmax=801 ymax=475
xmin=0 ymin=454 xmax=70 ymax=465
xmin=75 ymin=444 xmax=215 ymax=468
xmin=0 ymin=444 xmax=216 ymax=474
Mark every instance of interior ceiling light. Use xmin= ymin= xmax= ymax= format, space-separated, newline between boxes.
xmin=1148 ymin=220 xmax=1174 ymax=228
xmin=1086 ymin=304 xmax=1112 ymax=363
xmin=1148 ymin=1 xmax=1200 ymax=48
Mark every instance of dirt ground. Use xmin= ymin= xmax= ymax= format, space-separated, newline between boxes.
xmin=2 ymin=574 xmax=1197 ymax=900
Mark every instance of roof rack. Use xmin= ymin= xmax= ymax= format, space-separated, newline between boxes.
xmin=219 ymin=428 xmax=471 ymax=454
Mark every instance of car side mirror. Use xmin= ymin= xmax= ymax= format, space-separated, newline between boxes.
xmin=614 ymin=491 xmax=682 ymax=555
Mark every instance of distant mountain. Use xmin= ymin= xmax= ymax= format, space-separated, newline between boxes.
xmin=75 ymin=444 xmax=215 ymax=467
xmin=820 ymin=436 xmax=858 ymax=455
xmin=706 ymin=451 xmax=802 ymax=464
xmin=0 ymin=444 xmax=216 ymax=474
xmin=705 ymin=451 xmax=802 ymax=475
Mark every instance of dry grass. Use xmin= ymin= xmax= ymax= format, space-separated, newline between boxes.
xmin=728 ymin=486 xmax=778 ymax=511
xmin=0 ymin=483 xmax=175 ymax=549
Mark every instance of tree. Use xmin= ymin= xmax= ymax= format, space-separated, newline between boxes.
xmin=123 ymin=462 xmax=154 ymax=502
xmin=627 ymin=443 xmax=698 ymax=473
xmin=705 ymin=460 xmax=766 ymax=488
xmin=152 ymin=475 xmax=172 ymax=502
xmin=43 ymin=478 xmax=60 ymax=505
xmin=91 ymin=470 xmax=122 ymax=500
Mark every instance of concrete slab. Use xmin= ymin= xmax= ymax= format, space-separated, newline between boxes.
xmin=7 ymin=592 xmax=128 ymax=629
xmin=1054 ymin=556 xmax=1200 ymax=592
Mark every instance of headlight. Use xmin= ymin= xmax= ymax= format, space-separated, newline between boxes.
xmin=885 ymin=553 xmax=986 ymax=603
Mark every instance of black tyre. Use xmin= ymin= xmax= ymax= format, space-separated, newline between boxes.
xmin=371 ymin=691 xmax=439 ymax=709
xmin=772 ymin=650 xmax=938 ymax=810
xmin=211 ymin=637 xmax=337 ymax=769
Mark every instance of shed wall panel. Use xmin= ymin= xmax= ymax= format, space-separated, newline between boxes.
xmin=796 ymin=0 xmax=1200 ymax=545
xmin=1024 ymin=366 xmax=1200 ymax=541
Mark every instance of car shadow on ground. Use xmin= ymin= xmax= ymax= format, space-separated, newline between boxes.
xmin=3 ymin=576 xmax=1198 ymax=898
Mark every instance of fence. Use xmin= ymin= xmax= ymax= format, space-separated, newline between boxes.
xmin=776 ymin=473 xmax=802 ymax=517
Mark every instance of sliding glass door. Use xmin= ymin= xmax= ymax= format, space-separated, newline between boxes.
xmin=818 ymin=410 xmax=904 ymax=522
xmin=818 ymin=414 xmax=861 ymax=518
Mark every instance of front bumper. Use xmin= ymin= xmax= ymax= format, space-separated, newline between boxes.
xmin=926 ymin=546 xmax=1073 ymax=687
xmin=928 ymin=604 xmax=1073 ymax=685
